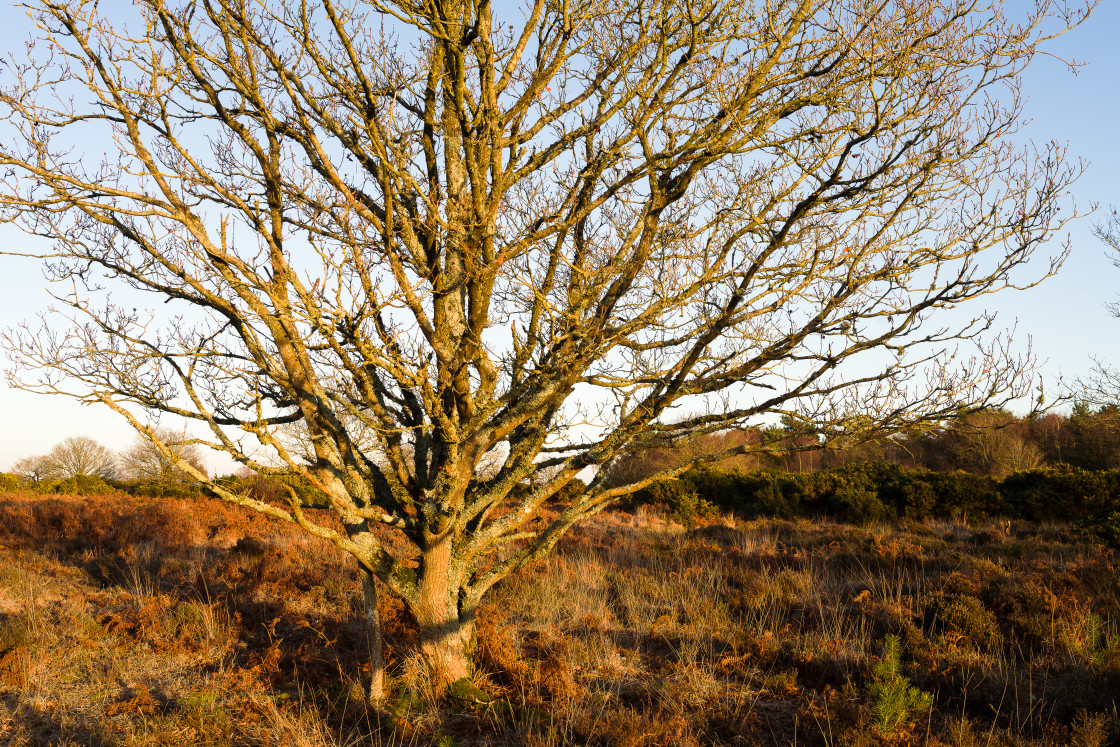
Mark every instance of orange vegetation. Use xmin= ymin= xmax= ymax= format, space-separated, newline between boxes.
xmin=0 ymin=492 xmax=1117 ymax=745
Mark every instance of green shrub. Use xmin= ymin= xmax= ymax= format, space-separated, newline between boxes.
xmin=897 ymin=479 xmax=938 ymax=518
xmin=924 ymin=592 xmax=1002 ymax=651
xmin=129 ymin=480 xmax=204 ymax=499
xmin=1079 ymin=507 xmax=1120 ymax=548
xmin=621 ymin=460 xmax=1120 ymax=527
xmin=211 ymin=473 xmax=245 ymax=491
xmin=828 ymin=484 xmax=889 ymax=524
xmin=631 ymin=477 xmax=692 ymax=507
xmin=669 ymin=489 xmax=720 ymax=527
xmin=206 ymin=470 xmax=330 ymax=506
xmin=1000 ymin=465 xmax=1120 ymax=522
xmin=550 ymin=478 xmax=587 ymax=504
xmin=41 ymin=474 xmax=115 ymax=496
xmin=688 ymin=462 xmax=1003 ymax=522
xmin=0 ymin=473 xmax=19 ymax=493
xmin=921 ymin=470 xmax=1002 ymax=520
xmin=631 ymin=478 xmax=719 ymax=526
xmin=730 ymin=470 xmax=801 ymax=517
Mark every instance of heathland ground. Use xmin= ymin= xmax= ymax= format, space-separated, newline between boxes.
xmin=0 ymin=491 xmax=1117 ymax=746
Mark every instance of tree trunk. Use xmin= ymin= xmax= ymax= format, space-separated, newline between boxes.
xmin=359 ymin=567 xmax=385 ymax=703
xmin=416 ymin=602 xmax=473 ymax=688
xmin=413 ymin=534 xmax=473 ymax=689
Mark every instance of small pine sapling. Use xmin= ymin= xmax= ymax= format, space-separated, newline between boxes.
xmin=868 ymin=634 xmax=935 ymax=735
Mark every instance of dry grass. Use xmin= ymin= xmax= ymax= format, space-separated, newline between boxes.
xmin=0 ymin=492 xmax=1117 ymax=745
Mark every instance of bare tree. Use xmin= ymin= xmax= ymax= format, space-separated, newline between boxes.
xmin=42 ymin=436 xmax=117 ymax=481
xmin=0 ymin=0 xmax=1088 ymax=692
xmin=10 ymin=454 xmax=60 ymax=484
xmin=12 ymin=438 xmax=116 ymax=484
xmin=924 ymin=410 xmax=1045 ymax=478
xmin=121 ymin=427 xmax=206 ymax=485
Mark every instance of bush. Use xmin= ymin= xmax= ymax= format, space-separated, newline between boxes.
xmin=621 ymin=460 xmax=1120 ymax=527
xmin=669 ymin=490 xmax=720 ymax=527
xmin=1079 ymin=507 xmax=1120 ymax=548
xmin=205 ymin=471 xmax=330 ymax=507
xmin=924 ymin=592 xmax=1002 ymax=651
xmin=40 ymin=474 xmax=115 ymax=497
xmin=921 ymin=470 xmax=1002 ymax=519
xmin=1000 ymin=465 xmax=1120 ymax=522
xmin=630 ymin=479 xmax=718 ymax=526
xmin=630 ymin=477 xmax=692 ymax=507
xmin=0 ymin=473 xmax=20 ymax=493
xmin=662 ymin=462 xmax=999 ymax=523
xmin=128 ymin=480 xmax=204 ymax=499
xmin=550 ymin=478 xmax=586 ymax=504
xmin=828 ymin=484 xmax=889 ymax=525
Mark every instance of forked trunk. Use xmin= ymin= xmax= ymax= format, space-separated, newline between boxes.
xmin=359 ymin=567 xmax=384 ymax=703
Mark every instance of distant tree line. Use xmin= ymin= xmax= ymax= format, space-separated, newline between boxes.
xmin=3 ymin=429 xmax=342 ymax=504
xmin=7 ymin=429 xmax=208 ymax=497
xmin=10 ymin=404 xmax=1120 ymax=521
xmin=601 ymin=403 xmax=1120 ymax=543
xmin=605 ymin=403 xmax=1120 ymax=484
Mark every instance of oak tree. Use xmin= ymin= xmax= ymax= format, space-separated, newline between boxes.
xmin=0 ymin=0 xmax=1087 ymax=693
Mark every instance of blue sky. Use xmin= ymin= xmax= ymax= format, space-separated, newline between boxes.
xmin=0 ymin=2 xmax=1116 ymax=471
xmin=991 ymin=1 xmax=1120 ymax=393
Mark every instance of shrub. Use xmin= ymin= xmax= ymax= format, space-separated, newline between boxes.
xmin=669 ymin=490 xmax=720 ymax=527
xmin=730 ymin=470 xmax=801 ymax=517
xmin=920 ymin=470 xmax=1002 ymax=520
xmin=982 ymin=575 xmax=1060 ymax=654
xmin=209 ymin=471 xmax=331 ymax=507
xmin=630 ymin=477 xmax=692 ymax=507
xmin=128 ymin=480 xmax=204 ymax=499
xmin=40 ymin=474 xmax=115 ymax=496
xmin=630 ymin=478 xmax=718 ymax=526
xmin=621 ymin=461 xmax=1120 ymax=527
xmin=1000 ymin=465 xmax=1120 ymax=522
xmin=1079 ymin=507 xmax=1120 ymax=548
xmin=727 ymin=462 xmax=1001 ymax=521
xmin=924 ymin=592 xmax=1002 ymax=651
xmin=550 ymin=478 xmax=586 ymax=504
xmin=897 ymin=479 xmax=938 ymax=518
xmin=828 ymin=484 xmax=889 ymax=525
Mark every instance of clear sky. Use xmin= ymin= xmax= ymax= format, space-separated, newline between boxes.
xmin=0 ymin=1 xmax=1116 ymax=472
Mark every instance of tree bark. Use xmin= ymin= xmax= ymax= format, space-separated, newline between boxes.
xmin=413 ymin=534 xmax=473 ymax=688
xmin=416 ymin=603 xmax=473 ymax=688
xmin=359 ymin=567 xmax=385 ymax=703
